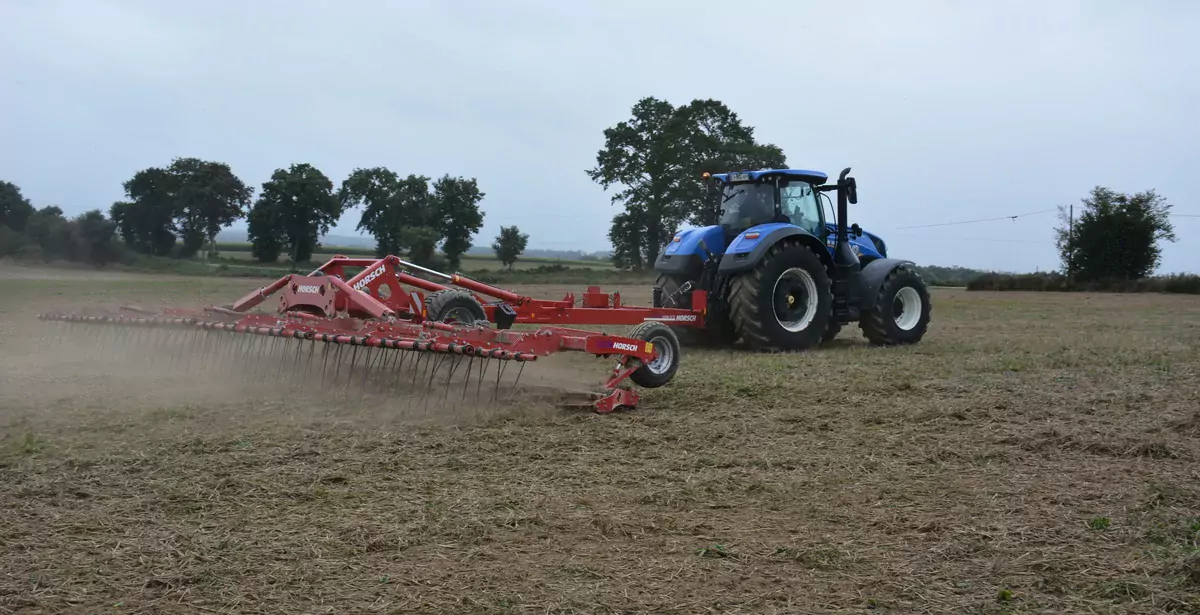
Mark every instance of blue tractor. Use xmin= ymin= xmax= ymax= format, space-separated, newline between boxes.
xmin=652 ymin=167 xmax=931 ymax=351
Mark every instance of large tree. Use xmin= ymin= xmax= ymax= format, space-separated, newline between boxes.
xmin=113 ymin=168 xmax=179 ymax=256
xmin=247 ymin=163 xmax=342 ymax=266
xmin=167 ymin=157 xmax=253 ymax=258
xmin=587 ymin=96 xmax=786 ymax=269
xmin=1056 ymin=186 xmax=1176 ymax=281
xmin=432 ymin=175 xmax=485 ymax=268
xmin=339 ymin=167 xmax=406 ymax=257
xmin=111 ymin=158 xmax=251 ymax=258
xmin=492 ymin=225 xmax=529 ymax=270
xmin=339 ymin=169 xmax=486 ymax=268
xmin=73 ymin=209 xmax=120 ymax=265
xmin=0 ymin=180 xmax=35 ymax=233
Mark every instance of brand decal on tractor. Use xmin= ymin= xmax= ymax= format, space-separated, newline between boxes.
xmin=296 ymin=285 xmax=320 ymax=294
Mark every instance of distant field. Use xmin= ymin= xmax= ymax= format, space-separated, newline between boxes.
xmin=213 ymin=242 xmax=615 ymax=271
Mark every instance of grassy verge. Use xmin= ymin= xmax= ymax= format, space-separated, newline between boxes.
xmin=968 ymin=272 xmax=1200 ymax=294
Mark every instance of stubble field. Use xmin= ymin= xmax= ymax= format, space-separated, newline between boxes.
xmin=1 ymin=265 xmax=1198 ymax=614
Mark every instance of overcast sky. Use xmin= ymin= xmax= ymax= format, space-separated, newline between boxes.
xmin=3 ymin=0 xmax=1197 ymax=273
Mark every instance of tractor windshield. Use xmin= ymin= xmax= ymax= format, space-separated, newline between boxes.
xmin=718 ymin=182 xmax=776 ymax=231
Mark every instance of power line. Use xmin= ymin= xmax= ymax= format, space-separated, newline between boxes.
xmin=894 ymin=208 xmax=1057 ymax=230
xmin=887 ymin=233 xmax=1044 ymax=245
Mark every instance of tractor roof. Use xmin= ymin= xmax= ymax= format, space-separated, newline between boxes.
xmin=711 ymin=169 xmax=829 ymax=184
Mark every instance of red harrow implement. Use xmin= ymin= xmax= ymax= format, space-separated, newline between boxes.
xmin=231 ymin=254 xmax=707 ymax=331
xmin=35 ymin=261 xmax=685 ymax=413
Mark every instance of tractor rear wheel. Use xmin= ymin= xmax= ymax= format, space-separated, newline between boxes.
xmin=729 ymin=241 xmax=832 ymax=352
xmin=627 ymin=321 xmax=681 ymax=388
xmin=425 ymin=289 xmax=488 ymax=325
xmin=858 ymin=265 xmax=931 ymax=345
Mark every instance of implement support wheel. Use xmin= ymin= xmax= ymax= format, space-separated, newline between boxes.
xmin=425 ymin=289 xmax=488 ymax=325
xmin=627 ymin=321 xmax=681 ymax=388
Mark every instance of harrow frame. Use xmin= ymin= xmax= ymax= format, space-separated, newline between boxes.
xmin=229 ymin=254 xmax=707 ymax=329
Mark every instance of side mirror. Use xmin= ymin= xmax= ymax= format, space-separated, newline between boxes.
xmin=846 ymin=177 xmax=858 ymax=205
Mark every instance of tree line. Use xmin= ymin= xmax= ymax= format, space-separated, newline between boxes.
xmin=1 ymin=161 xmax=535 ymax=271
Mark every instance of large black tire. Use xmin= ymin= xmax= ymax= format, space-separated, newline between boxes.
xmin=655 ymin=273 xmax=692 ymax=309
xmin=728 ymin=241 xmax=833 ymax=352
xmin=425 ymin=289 xmax=488 ymax=325
xmin=858 ymin=265 xmax=932 ymax=345
xmin=627 ymin=321 xmax=681 ymax=389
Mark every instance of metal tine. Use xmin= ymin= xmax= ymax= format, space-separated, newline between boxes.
xmin=358 ymin=346 xmax=381 ymax=402
xmin=491 ymin=358 xmax=510 ymax=406
xmin=298 ymin=339 xmax=317 ymax=391
xmin=393 ymin=348 xmax=417 ymax=391
xmin=441 ymin=356 xmax=466 ymax=402
xmin=476 ymin=358 xmax=491 ymax=400
xmin=331 ymin=344 xmax=347 ymax=388
xmin=461 ymin=356 xmax=475 ymax=400
xmin=339 ymin=344 xmax=357 ymax=398
xmin=504 ymin=362 xmax=527 ymax=402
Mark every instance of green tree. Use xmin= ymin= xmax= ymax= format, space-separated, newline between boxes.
xmin=393 ymin=175 xmax=440 ymax=266
xmin=167 ymin=158 xmax=253 ymax=258
xmin=112 ymin=159 xmax=251 ymax=258
xmin=247 ymin=163 xmax=342 ymax=266
xmin=113 ymin=168 xmax=179 ymax=256
xmin=339 ymin=170 xmax=486 ymax=268
xmin=73 ymin=209 xmax=120 ymax=265
xmin=432 ymin=175 xmax=485 ymax=268
xmin=1056 ymin=186 xmax=1176 ymax=281
xmin=492 ymin=225 xmax=529 ymax=270
xmin=339 ymin=167 xmax=405 ymax=257
xmin=587 ymin=96 xmax=785 ymax=268
xmin=246 ymin=203 xmax=282 ymax=263
xmin=0 ymin=180 xmax=35 ymax=233
xmin=23 ymin=206 xmax=75 ymax=261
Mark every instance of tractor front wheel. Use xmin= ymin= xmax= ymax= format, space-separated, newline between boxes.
xmin=859 ymin=265 xmax=932 ymax=345
xmin=628 ymin=321 xmax=681 ymax=388
xmin=729 ymin=241 xmax=832 ymax=352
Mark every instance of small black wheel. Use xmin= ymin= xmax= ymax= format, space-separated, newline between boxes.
xmin=626 ymin=321 xmax=681 ymax=389
xmin=425 ymin=289 xmax=488 ymax=325
xmin=859 ymin=265 xmax=932 ymax=345
xmin=729 ymin=241 xmax=833 ymax=352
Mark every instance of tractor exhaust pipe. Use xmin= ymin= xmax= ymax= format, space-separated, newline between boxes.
xmin=832 ymin=167 xmax=863 ymax=321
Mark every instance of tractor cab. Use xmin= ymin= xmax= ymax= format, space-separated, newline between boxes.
xmin=709 ymin=170 xmax=828 ymax=239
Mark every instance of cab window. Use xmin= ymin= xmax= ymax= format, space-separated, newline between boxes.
xmin=779 ymin=182 xmax=822 ymax=235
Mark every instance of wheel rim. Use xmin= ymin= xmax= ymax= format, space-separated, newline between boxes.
xmin=442 ymin=307 xmax=477 ymax=324
xmin=893 ymin=286 xmax=922 ymax=331
xmin=772 ymin=267 xmax=819 ymax=333
xmin=644 ymin=335 xmax=674 ymax=375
